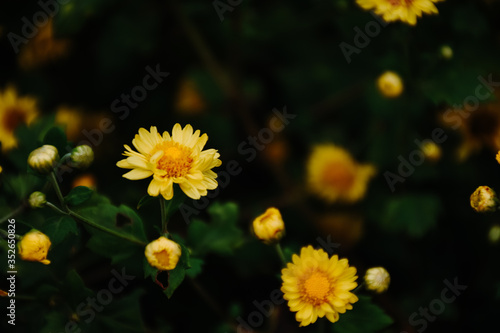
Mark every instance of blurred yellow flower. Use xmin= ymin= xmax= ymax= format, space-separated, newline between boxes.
xmin=18 ymin=230 xmax=52 ymax=265
xmin=72 ymin=173 xmax=97 ymax=190
xmin=315 ymin=212 xmax=364 ymax=250
xmin=356 ymin=0 xmax=443 ymax=25
xmin=470 ymin=186 xmax=497 ymax=213
xmin=281 ymin=246 xmax=358 ymax=326
xmin=376 ymin=71 xmax=404 ymax=98
xmin=18 ymin=19 xmax=70 ymax=70
xmin=0 ymin=86 xmax=39 ymax=152
xmin=117 ymin=124 xmax=221 ymax=200
xmin=175 ymin=79 xmax=206 ymax=115
xmin=421 ymin=141 xmax=441 ymax=162
xmin=145 ymin=237 xmax=182 ymax=271
xmin=252 ymin=207 xmax=285 ymax=244
xmin=55 ymin=107 xmax=84 ymax=141
xmin=364 ymin=267 xmax=390 ymax=293
xmin=307 ymin=144 xmax=375 ymax=203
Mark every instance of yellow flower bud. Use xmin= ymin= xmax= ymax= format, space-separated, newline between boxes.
xmin=144 ymin=237 xmax=182 ymax=271
xmin=28 ymin=145 xmax=59 ymax=174
xmin=364 ymin=267 xmax=390 ymax=293
xmin=252 ymin=207 xmax=285 ymax=244
xmin=28 ymin=191 xmax=46 ymax=208
xmin=71 ymin=145 xmax=94 ymax=169
xmin=470 ymin=186 xmax=498 ymax=213
xmin=18 ymin=230 xmax=52 ymax=265
xmin=422 ymin=141 xmax=441 ymax=163
xmin=376 ymin=71 xmax=403 ymax=98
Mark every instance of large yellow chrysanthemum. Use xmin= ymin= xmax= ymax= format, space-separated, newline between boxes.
xmin=307 ymin=144 xmax=375 ymax=204
xmin=356 ymin=0 xmax=444 ymax=25
xmin=281 ymin=246 xmax=358 ymax=327
xmin=0 ymin=86 xmax=39 ymax=152
xmin=117 ymin=124 xmax=221 ymax=200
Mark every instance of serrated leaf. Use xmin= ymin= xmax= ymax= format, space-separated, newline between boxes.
xmin=40 ymin=215 xmax=78 ymax=244
xmin=332 ymin=296 xmax=393 ymax=333
xmin=65 ymin=186 xmax=94 ymax=206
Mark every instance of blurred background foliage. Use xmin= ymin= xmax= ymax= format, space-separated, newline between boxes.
xmin=1 ymin=0 xmax=500 ymax=332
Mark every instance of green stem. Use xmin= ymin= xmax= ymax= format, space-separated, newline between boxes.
xmin=0 ymin=204 xmax=25 ymax=225
xmin=50 ymin=171 xmax=68 ymax=212
xmin=68 ymin=209 xmax=146 ymax=246
xmin=353 ymin=281 xmax=365 ymax=294
xmin=0 ymin=229 xmax=21 ymax=240
xmin=46 ymin=202 xmax=69 ymax=215
xmin=160 ymin=196 xmax=168 ymax=235
xmin=275 ymin=243 xmax=287 ymax=266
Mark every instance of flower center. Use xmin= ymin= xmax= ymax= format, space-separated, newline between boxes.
xmin=3 ymin=108 xmax=27 ymax=132
xmin=155 ymin=250 xmax=171 ymax=267
xmin=303 ymin=271 xmax=330 ymax=301
xmin=151 ymin=141 xmax=193 ymax=178
xmin=322 ymin=162 xmax=355 ymax=191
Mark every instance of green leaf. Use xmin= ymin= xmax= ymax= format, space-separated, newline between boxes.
xmin=137 ymin=195 xmax=156 ymax=209
xmin=332 ymin=296 xmax=393 ymax=333
xmin=186 ymin=257 xmax=204 ymax=278
xmin=65 ymin=186 xmax=94 ymax=206
xmin=3 ymin=173 xmax=43 ymax=200
xmin=40 ymin=215 xmax=78 ymax=244
xmin=143 ymin=256 xmax=158 ymax=282
xmin=61 ymin=270 xmax=94 ymax=309
xmin=164 ymin=243 xmax=190 ymax=298
xmin=43 ymin=126 xmax=68 ymax=156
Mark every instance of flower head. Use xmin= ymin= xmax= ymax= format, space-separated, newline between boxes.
xmin=356 ymin=0 xmax=444 ymax=25
xmin=364 ymin=267 xmax=390 ymax=293
xmin=117 ymin=124 xmax=221 ymax=200
xmin=29 ymin=191 xmax=46 ymax=208
xmin=71 ymin=145 xmax=94 ymax=169
xmin=281 ymin=246 xmax=358 ymax=326
xmin=470 ymin=186 xmax=497 ymax=213
xmin=307 ymin=144 xmax=375 ymax=203
xmin=18 ymin=230 xmax=51 ymax=265
xmin=145 ymin=237 xmax=182 ymax=271
xmin=252 ymin=207 xmax=285 ymax=244
xmin=28 ymin=145 xmax=59 ymax=174
xmin=0 ymin=86 xmax=39 ymax=152
xmin=377 ymin=71 xmax=404 ymax=98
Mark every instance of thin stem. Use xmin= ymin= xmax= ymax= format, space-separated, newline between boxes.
xmin=0 ymin=204 xmax=25 ymax=225
xmin=68 ymin=209 xmax=146 ymax=246
xmin=275 ymin=243 xmax=287 ymax=266
xmin=160 ymin=196 xmax=168 ymax=235
xmin=0 ymin=229 xmax=21 ymax=240
xmin=353 ymin=281 xmax=365 ymax=294
xmin=46 ymin=202 xmax=68 ymax=215
xmin=50 ymin=171 xmax=68 ymax=212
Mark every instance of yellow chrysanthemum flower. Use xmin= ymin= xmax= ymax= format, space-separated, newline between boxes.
xmin=117 ymin=124 xmax=221 ymax=200
xmin=145 ymin=237 xmax=182 ymax=271
xmin=356 ymin=0 xmax=443 ymax=25
xmin=0 ymin=86 xmax=39 ymax=152
xmin=18 ymin=230 xmax=52 ymax=265
xmin=281 ymin=246 xmax=358 ymax=327
xmin=307 ymin=144 xmax=376 ymax=203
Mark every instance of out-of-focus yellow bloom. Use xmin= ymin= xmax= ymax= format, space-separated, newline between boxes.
xmin=144 ymin=237 xmax=182 ymax=271
xmin=0 ymin=165 xmax=3 ymax=174
xmin=356 ymin=0 xmax=443 ymax=25
xmin=315 ymin=212 xmax=363 ymax=251
xmin=55 ymin=107 xmax=84 ymax=141
xmin=252 ymin=207 xmax=285 ymax=244
xmin=376 ymin=71 xmax=404 ymax=98
xmin=117 ymin=124 xmax=221 ymax=200
xmin=18 ymin=19 xmax=70 ymax=70
xmin=0 ymin=86 xmax=39 ymax=152
xmin=281 ymin=246 xmax=358 ymax=326
xmin=72 ymin=173 xmax=97 ymax=190
xmin=440 ymin=45 xmax=453 ymax=59
xmin=307 ymin=144 xmax=376 ymax=204
xmin=470 ymin=186 xmax=497 ymax=213
xmin=488 ymin=224 xmax=500 ymax=243
xmin=28 ymin=145 xmax=59 ymax=174
xmin=71 ymin=145 xmax=94 ymax=169
xmin=29 ymin=191 xmax=46 ymax=208
xmin=364 ymin=267 xmax=391 ymax=293
xmin=421 ymin=141 xmax=441 ymax=162
xmin=496 ymin=151 xmax=500 ymax=165
xmin=18 ymin=230 xmax=52 ymax=265
xmin=175 ymin=79 xmax=205 ymax=115
xmin=263 ymin=139 xmax=289 ymax=166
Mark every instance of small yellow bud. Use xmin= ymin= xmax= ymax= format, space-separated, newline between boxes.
xmin=470 ymin=186 xmax=498 ymax=213
xmin=422 ymin=141 xmax=441 ymax=163
xmin=376 ymin=71 xmax=403 ymax=98
xmin=28 ymin=191 xmax=46 ymax=208
xmin=28 ymin=145 xmax=59 ymax=174
xmin=364 ymin=267 xmax=390 ymax=293
xmin=488 ymin=225 xmax=500 ymax=243
xmin=144 ymin=237 xmax=182 ymax=271
xmin=18 ymin=230 xmax=52 ymax=265
xmin=440 ymin=45 xmax=453 ymax=59
xmin=71 ymin=145 xmax=94 ymax=169
xmin=252 ymin=207 xmax=285 ymax=244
